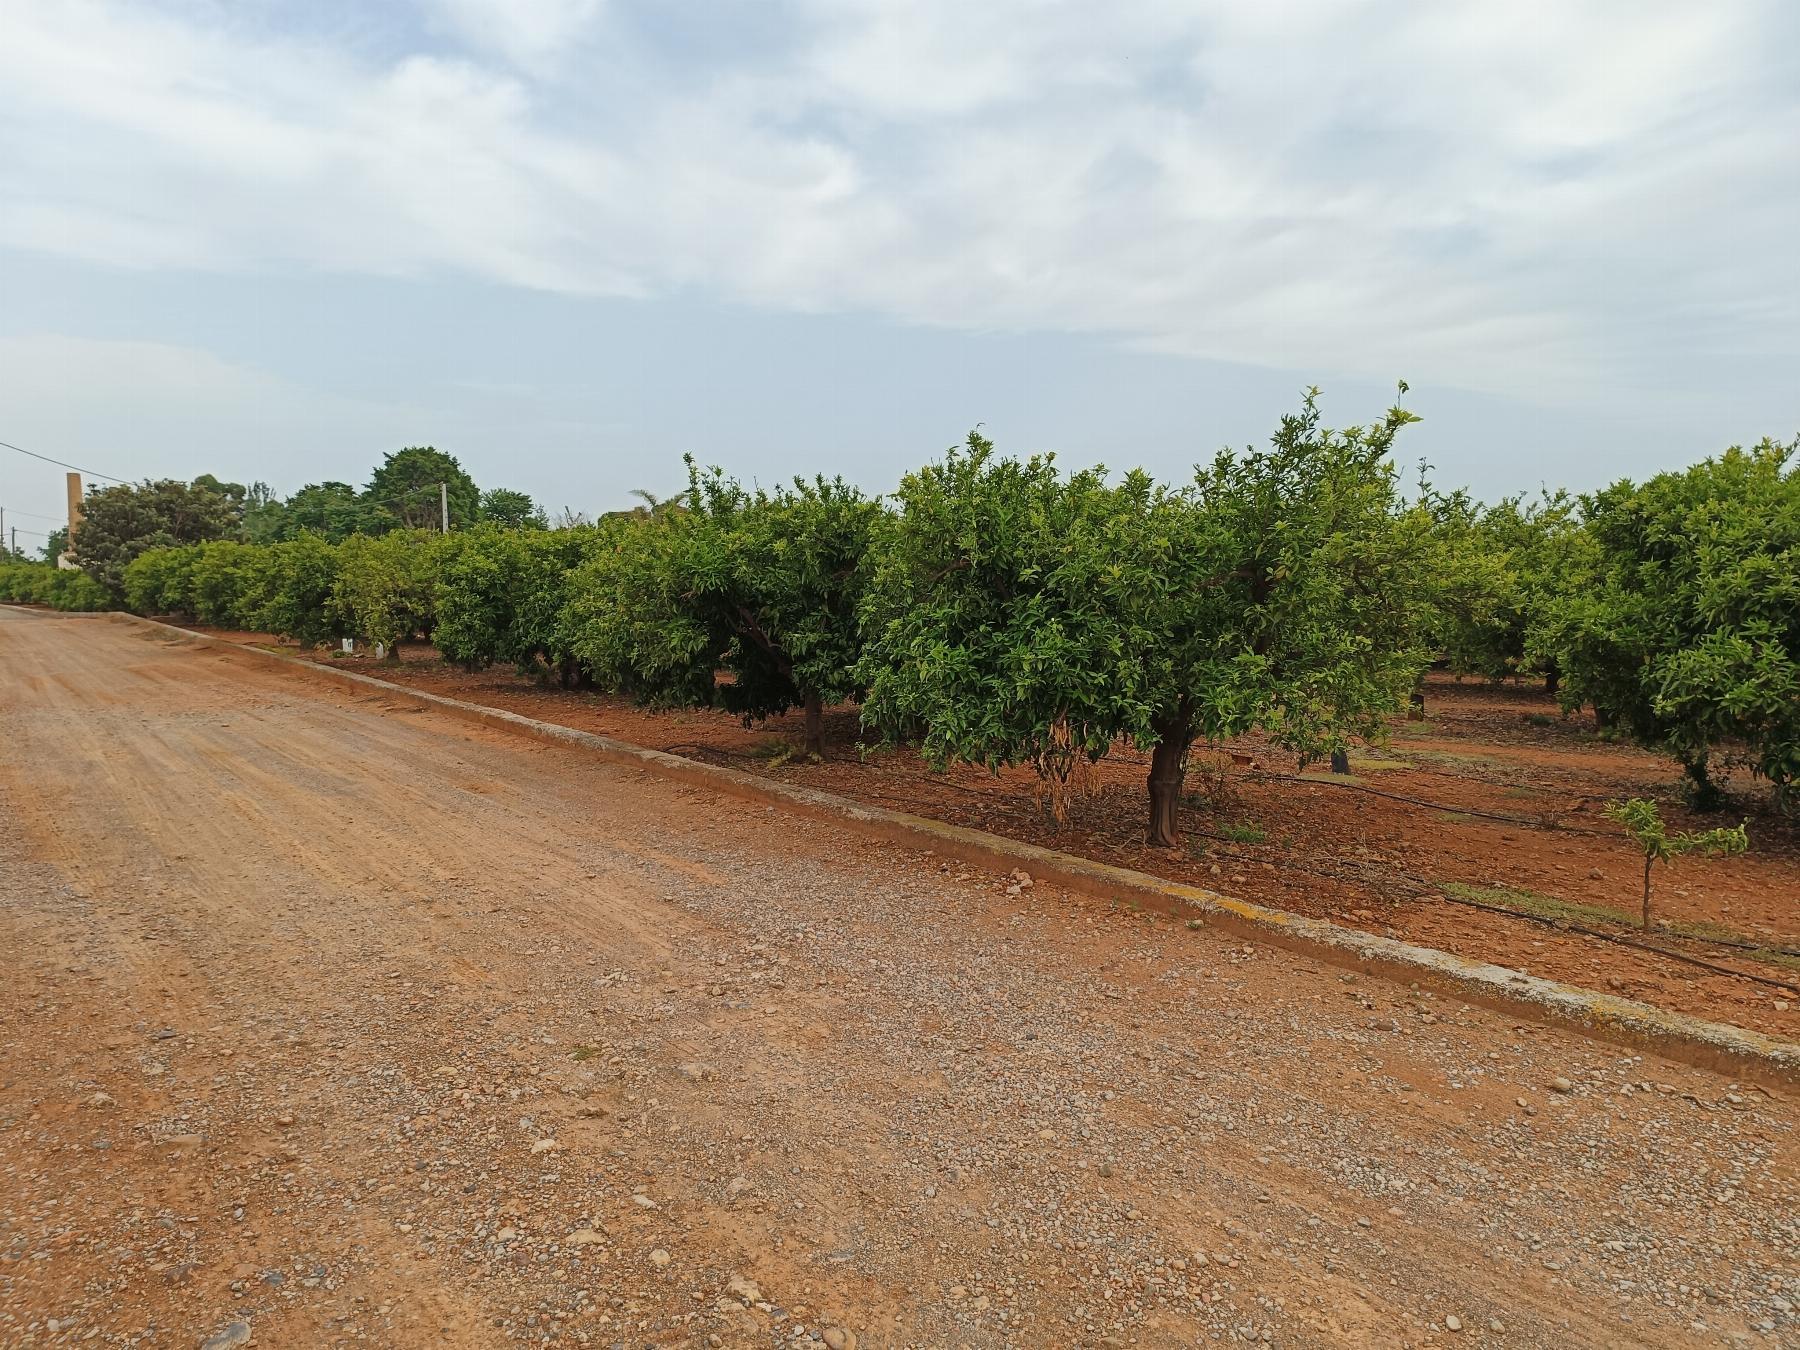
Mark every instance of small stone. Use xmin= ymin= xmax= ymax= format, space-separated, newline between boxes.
xmin=1550 ymin=1076 xmax=1574 ymax=1094
xmin=728 ymin=1274 xmax=764 ymax=1303
xmin=1445 ymin=1314 xmax=1462 ymax=1332
xmin=631 ymin=1193 xmax=659 ymax=1210
xmin=530 ymin=1137 xmax=558 ymax=1154
xmin=822 ymin=1329 xmax=856 ymax=1350
xmin=677 ymin=1061 xmax=716 ymax=1083
xmin=649 ymin=1248 xmax=671 ymax=1268
xmin=200 ymin=1321 xmax=251 ymax=1350
xmin=566 ymin=1228 xmax=605 ymax=1246
xmin=85 ymin=1091 xmax=115 ymax=1109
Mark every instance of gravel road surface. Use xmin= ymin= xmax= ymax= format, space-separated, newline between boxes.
xmin=1 ymin=609 xmax=1795 ymax=1348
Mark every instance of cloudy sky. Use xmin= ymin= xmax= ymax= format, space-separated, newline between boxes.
xmin=1 ymin=0 xmax=1795 ymax=531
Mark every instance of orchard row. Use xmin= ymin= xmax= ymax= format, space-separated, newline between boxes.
xmin=5 ymin=395 xmax=1793 ymax=838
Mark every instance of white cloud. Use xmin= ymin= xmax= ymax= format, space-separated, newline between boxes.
xmin=423 ymin=0 xmax=605 ymax=72
xmin=0 ymin=0 xmax=1793 ymax=409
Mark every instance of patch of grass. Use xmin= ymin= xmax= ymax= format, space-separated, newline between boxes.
xmin=1525 ymin=713 xmax=1555 ymax=728
xmin=1440 ymin=881 xmax=1630 ymax=929
xmin=1501 ymin=786 xmax=1538 ymax=800
xmin=1297 ymin=770 xmax=1364 ymax=785
xmin=1435 ymin=811 xmax=1475 ymax=824
xmin=1349 ymin=756 xmax=1411 ymax=772
xmin=1217 ymin=822 xmax=1267 ymax=845
xmin=569 ymin=1045 xmax=601 ymax=1062
xmin=1392 ymin=719 xmax=1435 ymax=737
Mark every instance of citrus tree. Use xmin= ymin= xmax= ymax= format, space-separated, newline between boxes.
xmin=1429 ymin=488 xmax=1582 ymax=690
xmin=332 ymin=530 xmax=448 ymax=654
xmin=859 ymin=436 xmax=1157 ymax=801
xmin=566 ymin=461 xmax=878 ymax=755
xmin=1532 ymin=438 xmax=1798 ymax=809
xmin=436 ymin=523 xmax=608 ymax=681
xmin=246 ymin=534 xmax=344 ymax=646
xmin=122 ymin=545 xmax=201 ymax=618
xmin=861 ymin=392 xmax=1435 ymax=845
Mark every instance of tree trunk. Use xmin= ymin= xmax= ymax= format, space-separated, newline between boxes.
xmin=803 ymin=691 xmax=824 ymax=759
xmin=1641 ymin=857 xmax=1653 ymax=932
xmin=1682 ymin=755 xmax=1723 ymax=811
xmin=1145 ymin=710 xmax=1194 ymax=848
xmin=1543 ymin=668 xmax=1560 ymax=697
xmin=558 ymin=653 xmax=579 ymax=689
xmin=1407 ymin=676 xmax=1426 ymax=721
xmin=1330 ymin=748 xmax=1351 ymax=775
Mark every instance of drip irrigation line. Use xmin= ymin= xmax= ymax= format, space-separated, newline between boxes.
xmin=1434 ymin=890 xmax=1800 ymax=993
xmin=1250 ymin=770 xmax=1617 ymax=836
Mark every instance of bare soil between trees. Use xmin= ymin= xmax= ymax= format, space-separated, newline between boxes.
xmin=3 ymin=609 xmax=1798 ymax=1349
xmin=191 ymin=624 xmax=1800 ymax=1043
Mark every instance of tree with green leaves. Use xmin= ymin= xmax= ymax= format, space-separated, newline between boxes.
xmin=280 ymin=481 xmax=373 ymax=541
xmin=859 ymin=436 xmax=1159 ymax=813
xmin=860 ymin=392 xmax=1435 ymax=846
xmin=189 ymin=539 xmax=253 ymax=626
xmin=436 ymin=523 xmax=608 ymax=679
xmin=1427 ymin=487 xmax=1582 ymax=691
xmin=479 ymin=487 xmax=547 ymax=530
xmin=122 ymin=545 xmax=200 ymax=618
xmin=364 ymin=447 xmax=478 ymax=533
xmin=1531 ymin=438 xmax=1798 ymax=810
xmin=567 ymin=460 xmax=877 ymax=755
xmin=332 ymin=530 xmax=449 ymax=654
xmin=1604 ymin=798 xmax=1747 ymax=931
xmin=247 ymin=534 xmax=345 ymax=646
xmin=71 ymin=478 xmax=242 ymax=602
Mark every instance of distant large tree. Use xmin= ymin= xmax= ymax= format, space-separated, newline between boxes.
xmin=281 ymin=482 xmax=370 ymax=541
xmin=365 ymin=447 xmax=478 ymax=532
xmin=479 ymin=487 xmax=547 ymax=529
xmin=72 ymin=478 xmax=241 ymax=601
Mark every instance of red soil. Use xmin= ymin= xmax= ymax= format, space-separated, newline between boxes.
xmin=205 ymin=630 xmax=1800 ymax=1039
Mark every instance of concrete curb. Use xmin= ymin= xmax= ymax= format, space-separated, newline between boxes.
xmin=107 ymin=611 xmax=1800 ymax=1085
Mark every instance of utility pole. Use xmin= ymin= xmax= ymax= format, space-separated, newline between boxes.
xmin=440 ymin=481 xmax=449 ymax=533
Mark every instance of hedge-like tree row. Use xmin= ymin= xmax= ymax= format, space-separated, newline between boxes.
xmin=57 ymin=397 xmax=1797 ymax=836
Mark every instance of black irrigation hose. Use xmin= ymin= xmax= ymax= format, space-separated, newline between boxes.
xmin=1434 ymin=890 xmax=1800 ymax=994
xmin=1250 ymin=770 xmax=1618 ymax=836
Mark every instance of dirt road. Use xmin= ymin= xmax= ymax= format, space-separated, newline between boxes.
xmin=1 ymin=609 xmax=1795 ymax=1349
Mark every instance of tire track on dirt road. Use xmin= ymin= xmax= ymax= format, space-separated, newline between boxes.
xmin=1 ymin=608 xmax=1796 ymax=1348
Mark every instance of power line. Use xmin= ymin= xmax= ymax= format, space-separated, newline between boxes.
xmin=0 ymin=438 xmax=129 ymax=484
xmin=0 ymin=505 xmax=66 ymax=523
